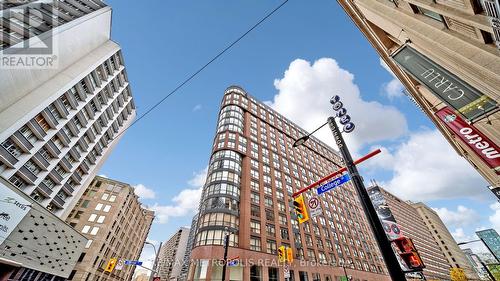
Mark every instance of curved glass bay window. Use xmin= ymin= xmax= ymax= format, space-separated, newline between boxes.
xmin=217 ymin=105 xmax=244 ymax=133
xmin=196 ymin=147 xmax=243 ymax=247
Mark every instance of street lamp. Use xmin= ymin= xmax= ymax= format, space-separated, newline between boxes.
xmin=145 ymin=241 xmax=162 ymax=281
xmin=221 ymin=227 xmax=231 ymax=281
xmin=292 ymin=96 xmax=407 ymax=280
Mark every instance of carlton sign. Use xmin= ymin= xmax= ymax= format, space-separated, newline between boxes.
xmin=436 ymin=107 xmax=500 ymax=174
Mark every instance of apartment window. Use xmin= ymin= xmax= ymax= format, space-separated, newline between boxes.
xmin=101 ymin=193 xmax=109 ymax=200
xmin=35 ymin=114 xmax=50 ymax=132
xmin=251 ymin=192 xmax=260 ymax=204
xmin=42 ymin=178 xmax=56 ymax=189
xmin=2 ymin=138 xmax=22 ymax=158
xmin=97 ymin=216 xmax=105 ymax=223
xmin=250 ymin=265 xmax=262 ymax=281
xmin=85 ymin=240 xmax=93 ymax=249
xmin=95 ymin=203 xmax=103 ymax=211
xmin=24 ymin=160 xmax=41 ymax=175
xmin=266 ymin=224 xmax=275 ymax=236
xmin=9 ymin=174 xmax=27 ymax=189
xmin=81 ymin=200 xmax=90 ymax=208
xmin=19 ymin=126 xmax=38 ymax=144
xmin=411 ymin=4 xmax=444 ymax=22
xmin=250 ymin=237 xmax=261 ymax=251
xmin=47 ymin=104 xmax=62 ymax=121
xmin=266 ymin=240 xmax=277 ymax=254
xmin=82 ymin=225 xmax=91 ymax=233
xmin=103 ymin=205 xmax=111 ymax=212
xmin=268 ymin=268 xmax=278 ymax=281
xmin=250 ymin=220 xmax=261 ymax=234
xmin=90 ymin=227 xmax=99 ymax=235
xmin=251 ymin=205 xmax=260 ymax=217
xmin=280 ymin=228 xmax=289 ymax=240
xmin=88 ymin=214 xmax=97 ymax=222
xmin=266 ymin=209 xmax=275 ymax=221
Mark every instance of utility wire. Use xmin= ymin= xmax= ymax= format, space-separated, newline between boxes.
xmin=115 ymin=0 xmax=290 ymax=139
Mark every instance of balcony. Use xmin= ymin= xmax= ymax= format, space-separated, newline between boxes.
xmin=45 ymin=141 xmax=61 ymax=156
xmin=60 ymin=157 xmax=73 ymax=171
xmin=18 ymin=166 xmax=37 ymax=184
xmin=12 ymin=132 xmax=34 ymax=152
xmin=0 ymin=146 xmax=18 ymax=167
xmin=61 ymin=183 xmax=74 ymax=195
xmin=71 ymin=172 xmax=82 ymax=184
xmin=79 ymin=161 xmax=89 ymax=173
xmin=52 ymin=196 xmax=65 ymax=208
xmin=27 ymin=119 xmax=47 ymax=139
xmin=37 ymin=182 xmax=53 ymax=197
xmin=32 ymin=152 xmax=50 ymax=170
xmin=57 ymin=131 xmax=71 ymax=146
xmin=49 ymin=170 xmax=63 ymax=184
xmin=42 ymin=108 xmax=58 ymax=128
xmin=68 ymin=147 xmax=80 ymax=161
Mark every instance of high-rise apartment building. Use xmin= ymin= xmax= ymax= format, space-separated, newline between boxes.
xmin=0 ymin=0 xmax=136 ymax=219
xmin=188 ymin=86 xmax=389 ymax=281
xmin=369 ymin=186 xmax=451 ymax=279
xmin=158 ymin=227 xmax=191 ymax=281
xmin=65 ymin=176 xmax=154 ymax=281
xmin=462 ymin=248 xmax=491 ymax=279
xmin=337 ymin=0 xmax=500 ymax=187
xmin=411 ymin=202 xmax=479 ymax=279
xmin=179 ymin=214 xmax=199 ymax=281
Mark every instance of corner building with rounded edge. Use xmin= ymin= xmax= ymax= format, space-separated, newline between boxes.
xmin=187 ymin=86 xmax=390 ymax=281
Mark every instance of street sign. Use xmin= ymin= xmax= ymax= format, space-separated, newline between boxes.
xmin=284 ymin=264 xmax=290 ymax=278
xmin=124 ymin=260 xmax=143 ymax=266
xmin=308 ymin=196 xmax=322 ymax=218
xmin=115 ymin=259 xmax=124 ymax=270
xmin=228 ymin=256 xmax=239 ymax=266
xmin=316 ymin=174 xmax=350 ymax=195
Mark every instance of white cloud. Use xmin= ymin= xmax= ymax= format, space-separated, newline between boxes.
xmin=452 ymin=228 xmax=492 ymax=255
xmin=381 ymin=129 xmax=488 ymax=201
xmin=433 ymin=205 xmax=480 ymax=228
xmin=266 ymin=58 xmax=408 ymax=153
xmin=489 ymin=203 xmax=500 ymax=231
xmin=379 ymin=58 xmax=405 ymax=99
xmin=149 ymin=167 xmax=207 ymax=224
xmin=193 ymin=104 xmax=202 ymax=112
xmin=98 ymin=174 xmax=108 ymax=178
xmin=134 ymin=184 xmax=156 ymax=199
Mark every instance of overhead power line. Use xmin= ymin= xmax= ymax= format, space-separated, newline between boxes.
xmin=116 ymin=0 xmax=290 ymax=139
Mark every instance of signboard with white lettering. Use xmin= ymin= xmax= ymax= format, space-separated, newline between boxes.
xmin=317 ymin=174 xmax=350 ymax=195
xmin=0 ymin=185 xmax=30 ymax=244
xmin=392 ymin=45 xmax=497 ymax=121
xmin=436 ymin=107 xmax=500 ymax=173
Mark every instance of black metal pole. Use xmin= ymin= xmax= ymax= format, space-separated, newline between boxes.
xmin=327 ymin=117 xmax=406 ymax=280
xmin=342 ymin=265 xmax=348 ymax=280
xmin=221 ymin=232 xmax=230 ymax=281
xmin=480 ymin=261 xmax=496 ymax=281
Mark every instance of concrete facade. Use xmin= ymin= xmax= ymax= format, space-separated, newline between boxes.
xmin=65 ymin=176 xmax=154 ymax=281
xmin=337 ymin=0 xmax=500 ymax=188
xmin=0 ymin=0 xmax=136 ymax=219
xmin=157 ymin=227 xmax=191 ymax=281
xmin=188 ymin=87 xmax=390 ymax=281
xmin=411 ymin=202 xmax=479 ymax=279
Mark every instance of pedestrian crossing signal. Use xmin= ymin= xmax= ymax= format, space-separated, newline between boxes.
xmin=286 ymin=247 xmax=293 ymax=263
xmin=393 ymin=237 xmax=425 ymax=271
xmin=293 ymin=194 xmax=309 ymax=224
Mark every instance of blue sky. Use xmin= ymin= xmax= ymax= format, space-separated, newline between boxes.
xmin=100 ymin=0 xmax=499 ymax=266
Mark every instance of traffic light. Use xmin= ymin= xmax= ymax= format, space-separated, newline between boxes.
xmin=392 ymin=237 xmax=425 ymax=271
xmin=293 ymin=194 xmax=309 ymax=224
xmin=286 ymin=247 xmax=293 ymax=263
xmin=278 ymin=246 xmax=286 ymax=262
xmin=104 ymin=257 xmax=117 ymax=272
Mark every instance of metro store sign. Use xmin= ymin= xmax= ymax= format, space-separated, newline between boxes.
xmin=436 ymin=107 xmax=500 ymax=174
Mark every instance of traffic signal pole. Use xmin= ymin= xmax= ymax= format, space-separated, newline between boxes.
xmin=221 ymin=232 xmax=230 ymax=281
xmin=327 ymin=117 xmax=407 ymax=280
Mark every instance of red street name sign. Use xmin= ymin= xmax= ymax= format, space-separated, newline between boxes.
xmin=436 ymin=107 xmax=500 ymax=174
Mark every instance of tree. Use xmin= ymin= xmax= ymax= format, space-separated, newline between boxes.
xmin=450 ymin=268 xmax=468 ymax=281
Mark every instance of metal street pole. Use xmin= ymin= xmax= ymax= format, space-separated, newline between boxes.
xmin=147 ymin=242 xmax=162 ymax=281
xmin=221 ymin=232 xmax=230 ymax=281
xmin=342 ymin=264 xmax=348 ymax=281
xmin=327 ymin=116 xmax=407 ymax=280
